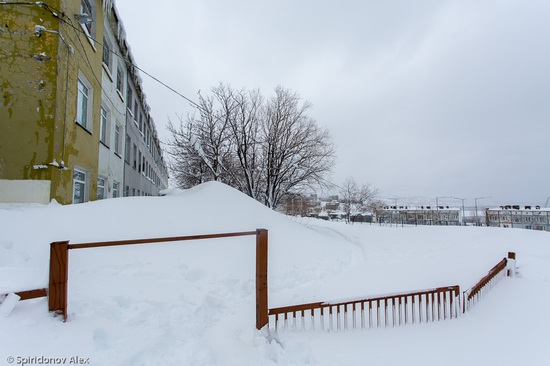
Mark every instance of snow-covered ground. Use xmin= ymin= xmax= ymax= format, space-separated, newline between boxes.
xmin=1 ymin=182 xmax=549 ymax=366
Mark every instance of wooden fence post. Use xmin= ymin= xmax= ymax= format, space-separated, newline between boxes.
xmin=256 ymin=229 xmax=268 ymax=330
xmin=507 ymin=252 xmax=516 ymax=277
xmin=48 ymin=241 xmax=69 ymax=321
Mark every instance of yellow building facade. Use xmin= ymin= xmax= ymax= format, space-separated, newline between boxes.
xmin=1 ymin=1 xmax=104 ymax=204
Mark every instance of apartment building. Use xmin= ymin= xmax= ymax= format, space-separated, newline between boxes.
xmin=0 ymin=0 xmax=168 ymax=204
xmin=486 ymin=205 xmax=550 ymax=231
xmin=378 ymin=205 xmax=461 ymax=226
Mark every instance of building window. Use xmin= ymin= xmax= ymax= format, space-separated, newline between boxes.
xmin=97 ymin=177 xmax=106 ymax=200
xmin=124 ymin=135 xmax=131 ymax=163
xmin=133 ymin=144 xmax=137 ymax=169
xmin=76 ymin=74 xmax=93 ymax=131
xmin=100 ymin=106 xmax=109 ymax=145
xmin=124 ymin=185 xmax=129 ymax=197
xmin=73 ymin=168 xmax=88 ymax=204
xmin=80 ymin=0 xmax=96 ymax=37
xmin=134 ymin=101 xmax=139 ymax=124
xmin=114 ymin=124 xmax=121 ymax=155
xmin=113 ymin=181 xmax=119 ymax=198
xmin=126 ymin=81 xmax=132 ymax=108
xmin=102 ymin=36 xmax=112 ymax=72
xmin=116 ymin=65 xmax=124 ymax=95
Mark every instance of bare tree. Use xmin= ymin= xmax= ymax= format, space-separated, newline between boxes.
xmin=166 ymin=84 xmax=336 ymax=209
xmin=225 ymin=87 xmax=264 ymax=200
xmin=166 ymin=116 xmax=211 ymax=188
xmin=166 ymin=88 xmax=234 ymax=187
xmin=261 ymin=87 xmax=335 ymax=208
xmin=339 ymin=177 xmax=378 ymax=223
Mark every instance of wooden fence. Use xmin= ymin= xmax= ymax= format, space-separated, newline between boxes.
xmin=462 ymin=252 xmax=514 ymax=313
xmin=1 ymin=229 xmax=269 ymax=329
xmin=1 ymin=233 xmax=515 ymax=333
xmin=269 ymin=286 xmax=460 ymax=331
xmin=268 ymin=252 xmax=516 ymax=332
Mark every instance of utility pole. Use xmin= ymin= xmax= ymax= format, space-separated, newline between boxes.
xmin=452 ymin=197 xmax=467 ymax=225
xmin=474 ymin=197 xmax=491 ymax=226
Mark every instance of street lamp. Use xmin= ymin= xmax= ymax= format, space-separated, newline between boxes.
xmin=452 ymin=197 xmax=467 ymax=225
xmin=474 ymin=196 xmax=492 ymax=226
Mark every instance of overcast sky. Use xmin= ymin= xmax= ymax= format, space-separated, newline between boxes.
xmin=114 ymin=0 xmax=550 ymax=207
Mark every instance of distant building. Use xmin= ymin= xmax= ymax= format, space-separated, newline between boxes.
xmin=486 ymin=205 xmax=550 ymax=231
xmin=350 ymin=212 xmax=374 ymax=223
xmin=378 ymin=206 xmax=461 ymax=226
xmin=281 ymin=193 xmax=319 ymax=216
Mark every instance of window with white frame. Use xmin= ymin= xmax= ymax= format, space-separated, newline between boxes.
xmin=73 ymin=168 xmax=88 ymax=204
xmin=133 ymin=144 xmax=137 ymax=169
xmin=124 ymin=135 xmax=131 ymax=163
xmin=116 ymin=65 xmax=124 ymax=95
xmin=97 ymin=177 xmax=106 ymax=200
xmin=99 ymin=106 xmax=109 ymax=145
xmin=126 ymin=81 xmax=133 ymax=108
xmin=114 ymin=123 xmax=121 ymax=156
xmin=80 ymin=0 xmax=96 ymax=37
xmin=102 ymin=36 xmax=112 ymax=72
xmin=76 ymin=73 xmax=93 ymax=131
xmin=134 ymin=101 xmax=138 ymax=121
xmin=113 ymin=181 xmax=119 ymax=198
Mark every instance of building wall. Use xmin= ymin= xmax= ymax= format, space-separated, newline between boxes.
xmin=0 ymin=3 xmax=60 ymax=199
xmin=98 ymin=8 xmax=126 ymax=199
xmin=1 ymin=1 xmax=168 ymax=204
xmin=486 ymin=207 xmax=550 ymax=230
xmin=378 ymin=207 xmax=461 ymax=226
xmin=0 ymin=0 xmax=105 ymax=204
xmin=0 ymin=180 xmax=51 ymax=204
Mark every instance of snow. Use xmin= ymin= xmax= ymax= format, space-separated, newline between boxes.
xmin=1 ymin=182 xmax=549 ymax=365
xmin=0 ymin=292 xmax=20 ymax=317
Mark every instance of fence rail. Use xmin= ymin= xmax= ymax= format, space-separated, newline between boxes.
xmin=0 ymin=288 xmax=48 ymax=302
xmin=463 ymin=253 xmax=513 ymax=312
xmin=46 ymin=229 xmax=268 ymax=327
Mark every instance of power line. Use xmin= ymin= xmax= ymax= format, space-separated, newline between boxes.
xmin=2 ymin=1 xmax=200 ymax=109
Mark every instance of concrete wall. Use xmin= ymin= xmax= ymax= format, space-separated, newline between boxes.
xmin=0 ymin=179 xmax=51 ymax=204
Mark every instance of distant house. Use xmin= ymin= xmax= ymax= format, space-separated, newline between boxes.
xmin=486 ymin=205 xmax=550 ymax=231
xmin=350 ymin=212 xmax=374 ymax=223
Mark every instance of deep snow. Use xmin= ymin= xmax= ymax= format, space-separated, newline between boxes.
xmin=1 ymin=182 xmax=549 ymax=365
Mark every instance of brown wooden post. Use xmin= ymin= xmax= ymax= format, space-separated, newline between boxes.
xmin=255 ymin=229 xmax=268 ymax=330
xmin=48 ymin=241 xmax=69 ymax=321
